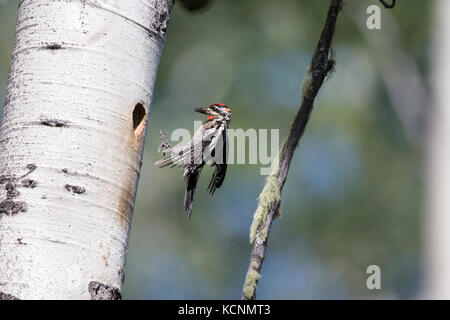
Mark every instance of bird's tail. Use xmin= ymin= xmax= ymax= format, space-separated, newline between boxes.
xmin=184 ymin=171 xmax=200 ymax=219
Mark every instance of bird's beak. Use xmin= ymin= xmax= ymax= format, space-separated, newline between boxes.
xmin=194 ymin=107 xmax=208 ymax=114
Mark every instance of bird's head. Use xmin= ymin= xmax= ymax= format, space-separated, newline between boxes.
xmin=194 ymin=103 xmax=232 ymax=122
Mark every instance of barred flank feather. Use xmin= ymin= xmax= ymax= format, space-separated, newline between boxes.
xmin=208 ymin=128 xmax=228 ymax=195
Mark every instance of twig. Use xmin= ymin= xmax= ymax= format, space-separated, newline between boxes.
xmin=178 ymin=0 xmax=212 ymax=12
xmin=378 ymin=0 xmax=396 ymax=9
xmin=242 ymin=0 xmax=343 ymax=300
xmin=348 ymin=2 xmax=426 ymax=150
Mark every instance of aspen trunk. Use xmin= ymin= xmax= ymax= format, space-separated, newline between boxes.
xmin=424 ymin=0 xmax=450 ymax=299
xmin=0 ymin=0 xmax=173 ymax=300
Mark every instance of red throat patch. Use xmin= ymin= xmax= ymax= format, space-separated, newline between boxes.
xmin=208 ymin=115 xmax=214 ymax=120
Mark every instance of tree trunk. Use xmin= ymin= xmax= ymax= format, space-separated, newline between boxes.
xmin=424 ymin=0 xmax=450 ymax=299
xmin=0 ymin=0 xmax=173 ymax=300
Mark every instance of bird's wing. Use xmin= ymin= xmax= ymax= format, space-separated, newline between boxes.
xmin=155 ymin=127 xmax=216 ymax=168
xmin=207 ymin=127 xmax=228 ymax=195
xmin=155 ymin=142 xmax=201 ymax=168
xmin=207 ymin=163 xmax=227 ymax=195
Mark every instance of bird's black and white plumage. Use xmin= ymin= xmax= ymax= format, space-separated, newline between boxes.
xmin=155 ymin=103 xmax=232 ymax=218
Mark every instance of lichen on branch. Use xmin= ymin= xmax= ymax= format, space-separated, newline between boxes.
xmin=242 ymin=0 xmax=344 ymax=300
xmin=249 ymin=157 xmax=281 ymax=244
xmin=242 ymin=261 xmax=261 ymax=300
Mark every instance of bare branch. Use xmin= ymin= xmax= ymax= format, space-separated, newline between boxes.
xmin=242 ymin=0 xmax=343 ymax=300
xmin=378 ymin=0 xmax=396 ymax=9
xmin=178 ymin=0 xmax=212 ymax=12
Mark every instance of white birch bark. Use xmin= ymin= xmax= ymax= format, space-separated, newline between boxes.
xmin=424 ymin=0 xmax=450 ymax=299
xmin=0 ymin=0 xmax=174 ymax=300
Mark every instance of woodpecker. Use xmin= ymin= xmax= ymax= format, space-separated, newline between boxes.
xmin=155 ymin=103 xmax=232 ymax=218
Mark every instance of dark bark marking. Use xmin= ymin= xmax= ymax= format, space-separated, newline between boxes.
xmin=40 ymin=118 xmax=69 ymax=128
xmin=0 ymin=200 xmax=28 ymax=215
xmin=18 ymin=164 xmax=37 ymax=183
xmin=5 ymin=182 xmax=20 ymax=199
xmin=88 ymin=281 xmax=121 ymax=300
xmin=44 ymin=43 xmax=63 ymax=50
xmin=47 ymin=239 xmax=67 ymax=245
xmin=26 ymin=164 xmax=36 ymax=170
xmin=0 ymin=165 xmax=35 ymax=216
xmin=151 ymin=0 xmax=175 ymax=38
xmin=5 ymin=182 xmax=17 ymax=191
xmin=22 ymin=179 xmax=38 ymax=188
xmin=0 ymin=176 xmax=13 ymax=184
xmin=7 ymin=189 xmax=20 ymax=199
xmin=64 ymin=184 xmax=86 ymax=194
xmin=0 ymin=292 xmax=20 ymax=300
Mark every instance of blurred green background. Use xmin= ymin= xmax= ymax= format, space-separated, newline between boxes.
xmin=0 ymin=0 xmax=430 ymax=299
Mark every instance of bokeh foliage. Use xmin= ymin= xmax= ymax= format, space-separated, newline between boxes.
xmin=0 ymin=0 xmax=430 ymax=299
